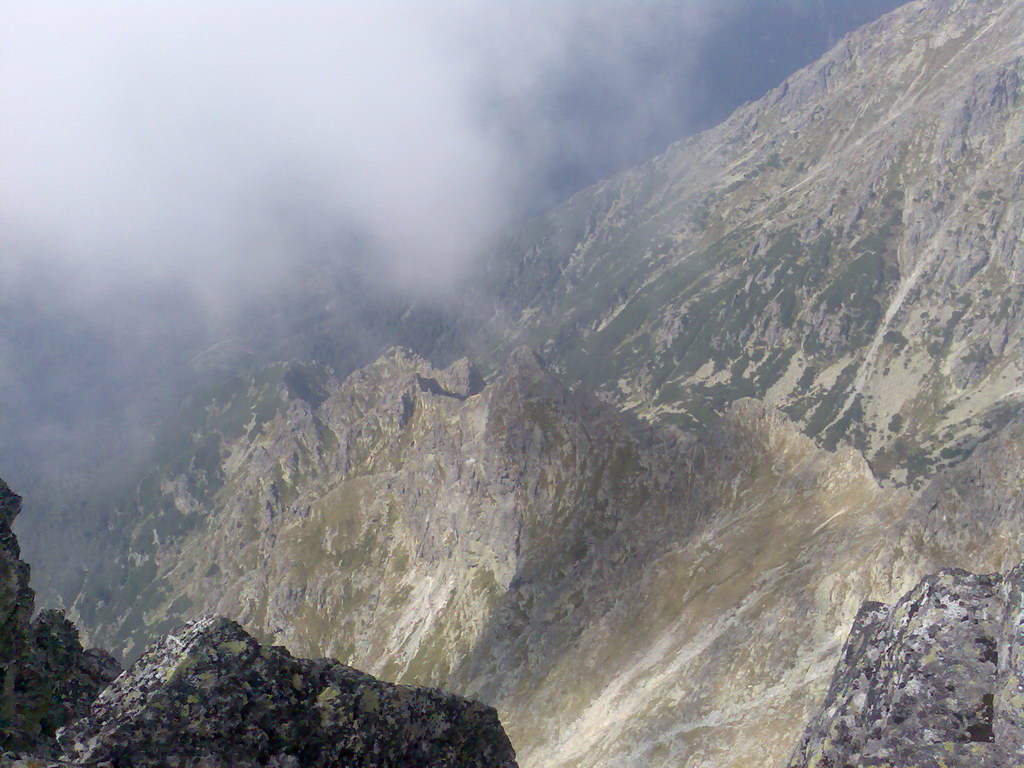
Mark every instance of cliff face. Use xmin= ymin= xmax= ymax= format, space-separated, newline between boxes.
xmin=789 ymin=562 xmax=1024 ymax=767
xmin=0 ymin=479 xmax=120 ymax=756
xmin=477 ymin=0 xmax=1024 ymax=487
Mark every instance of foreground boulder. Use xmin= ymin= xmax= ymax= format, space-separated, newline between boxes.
xmin=788 ymin=563 xmax=1024 ymax=767
xmin=59 ymin=615 xmax=517 ymax=768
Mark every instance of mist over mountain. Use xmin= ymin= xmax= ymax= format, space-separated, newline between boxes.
xmin=0 ymin=0 xmax=902 ymax=506
xmin=6 ymin=1 xmax=1023 ymax=767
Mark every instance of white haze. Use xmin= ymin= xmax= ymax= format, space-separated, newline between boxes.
xmin=0 ymin=3 xmax=715 ymax=301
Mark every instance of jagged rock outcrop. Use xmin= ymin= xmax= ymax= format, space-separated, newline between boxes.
xmin=59 ymin=616 xmax=516 ymax=768
xmin=789 ymin=562 xmax=1024 ymax=767
xmin=0 ymin=478 xmax=35 ymax=751
xmin=24 ymin=611 xmax=121 ymax=741
xmin=0 ymin=479 xmax=120 ymax=756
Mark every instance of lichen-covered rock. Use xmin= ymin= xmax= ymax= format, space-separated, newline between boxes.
xmin=0 ymin=479 xmax=121 ymax=756
xmin=27 ymin=611 xmax=121 ymax=737
xmin=788 ymin=563 xmax=1024 ymax=767
xmin=0 ymin=756 xmax=74 ymax=768
xmin=0 ymin=479 xmax=36 ymax=752
xmin=59 ymin=616 xmax=517 ymax=768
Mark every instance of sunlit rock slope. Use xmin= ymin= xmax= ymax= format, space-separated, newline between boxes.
xmin=478 ymin=0 xmax=1024 ymax=486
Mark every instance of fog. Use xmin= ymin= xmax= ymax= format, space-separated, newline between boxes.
xmin=0 ymin=0 xmax=903 ymax=506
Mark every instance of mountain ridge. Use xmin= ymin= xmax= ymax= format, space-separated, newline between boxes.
xmin=48 ymin=347 xmax=922 ymax=767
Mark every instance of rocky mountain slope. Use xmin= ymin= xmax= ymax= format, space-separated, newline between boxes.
xmin=41 ymin=339 xmax=1021 ymax=768
xmin=0 ymin=478 xmax=518 ymax=767
xmin=23 ymin=344 xmax=987 ymax=768
xmin=476 ymin=0 xmax=1024 ymax=487
xmin=15 ymin=346 xmax=1023 ymax=768
xmin=789 ymin=562 xmax=1024 ymax=767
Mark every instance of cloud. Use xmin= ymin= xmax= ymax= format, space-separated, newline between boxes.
xmin=0 ymin=0 xmax=906 ymax=500
xmin=1 ymin=3 xmax=514 ymax=297
xmin=0 ymin=1 xmax=905 ymax=299
xmin=0 ymin=3 xmax=709 ymax=299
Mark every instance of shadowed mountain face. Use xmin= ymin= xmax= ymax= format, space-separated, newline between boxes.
xmin=6 ymin=2 xmax=1024 ymax=767
xmin=475 ymin=0 xmax=1024 ymax=487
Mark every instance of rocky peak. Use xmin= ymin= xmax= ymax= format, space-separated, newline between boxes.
xmin=421 ymin=357 xmax=486 ymax=400
xmin=0 ymin=479 xmax=34 ymax=750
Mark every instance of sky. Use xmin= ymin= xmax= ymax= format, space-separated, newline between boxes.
xmin=0 ymin=0 xmax=904 ymax=499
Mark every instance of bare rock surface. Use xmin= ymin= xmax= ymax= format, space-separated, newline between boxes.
xmin=789 ymin=562 xmax=1024 ymax=767
xmin=0 ymin=480 xmax=120 ymax=756
xmin=59 ymin=615 xmax=517 ymax=768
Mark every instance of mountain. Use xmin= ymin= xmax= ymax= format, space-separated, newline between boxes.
xmin=9 ymin=1 xmax=1024 ymax=767
xmin=475 ymin=0 xmax=1024 ymax=487
xmin=25 ymin=347 xmax=925 ymax=766
xmin=48 ymin=339 xmax=1023 ymax=768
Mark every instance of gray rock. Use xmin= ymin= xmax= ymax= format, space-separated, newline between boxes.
xmin=789 ymin=563 xmax=1024 ymax=767
xmin=59 ymin=615 xmax=517 ymax=768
